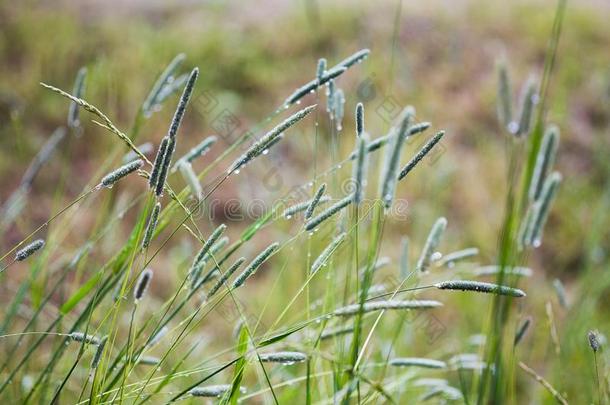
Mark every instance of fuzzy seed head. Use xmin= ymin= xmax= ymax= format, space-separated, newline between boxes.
xmin=134 ymin=268 xmax=153 ymax=302
xmin=435 ymin=280 xmax=526 ymax=297
xmin=15 ymin=239 xmax=45 ymax=262
xmin=101 ymin=160 xmax=143 ymax=188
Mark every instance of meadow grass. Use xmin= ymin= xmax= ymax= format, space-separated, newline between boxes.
xmin=1 ymin=1 xmax=609 ymax=404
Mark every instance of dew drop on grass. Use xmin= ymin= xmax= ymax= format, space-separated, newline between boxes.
xmin=296 ymin=100 xmax=301 ymax=105
xmin=262 ymin=149 xmax=269 ymax=155
xmin=286 ymin=215 xmax=292 ymax=219
xmin=309 ymin=89 xmax=315 ymax=94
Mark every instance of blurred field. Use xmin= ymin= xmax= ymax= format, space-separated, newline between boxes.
xmin=1 ymin=0 xmax=609 ymax=403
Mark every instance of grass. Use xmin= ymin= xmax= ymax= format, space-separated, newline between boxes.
xmin=1 ymin=0 xmax=609 ymax=403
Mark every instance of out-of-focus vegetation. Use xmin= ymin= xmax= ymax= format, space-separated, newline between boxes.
xmin=0 ymin=0 xmax=609 ymax=403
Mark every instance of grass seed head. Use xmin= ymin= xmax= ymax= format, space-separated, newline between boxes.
xmin=100 ymin=159 xmax=143 ymax=188
xmin=15 ymin=239 xmax=45 ymax=262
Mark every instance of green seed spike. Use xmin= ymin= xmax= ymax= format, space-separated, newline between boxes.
xmin=352 ymin=132 xmax=369 ymax=204
xmin=416 ymin=217 xmax=447 ymax=273
xmin=90 ymin=335 xmax=108 ymax=371
xmin=15 ymin=239 xmax=45 ymax=262
xmin=515 ymin=76 xmax=537 ymax=137
xmin=316 ymin=58 xmax=327 ymax=84
xmin=148 ymin=137 xmax=169 ymax=189
xmin=142 ymin=53 xmax=186 ymax=117
xmin=333 ymin=300 xmax=442 ymax=316
xmin=398 ymin=131 xmax=445 ymax=180
xmin=283 ymin=195 xmax=332 ymax=218
xmin=528 ymin=125 xmax=559 ymax=202
xmin=100 ymin=160 xmax=143 ymax=188
xmin=68 ymin=67 xmax=87 ymax=131
xmin=178 ymin=162 xmax=202 ymax=201
xmin=206 ymin=257 xmax=246 ymax=299
xmin=172 ymin=135 xmax=218 ymax=172
xmin=435 ymin=280 xmax=526 ymax=297
xmin=228 ymin=105 xmax=316 ymax=174
xmin=232 ymin=242 xmax=279 ymax=289
xmin=389 ymin=358 xmax=447 ymax=369
xmin=142 ymin=202 xmax=161 ymax=249
xmin=355 ymin=102 xmax=364 ymax=137
xmin=168 ymin=67 xmax=198 ymax=139
xmin=305 ymin=183 xmax=327 ymax=220
xmin=304 ymin=194 xmax=353 ymax=231
xmin=311 ymin=232 xmax=346 ymax=274
xmin=189 ymin=224 xmax=227 ymax=278
xmin=333 ymin=89 xmax=345 ymax=131
xmin=134 ymin=268 xmax=153 ymax=302
xmin=154 ymin=136 xmax=176 ymax=197
xmin=529 ymin=171 xmax=562 ymax=247
xmin=379 ymin=106 xmax=414 ymax=208
xmin=496 ymin=58 xmax=513 ymax=130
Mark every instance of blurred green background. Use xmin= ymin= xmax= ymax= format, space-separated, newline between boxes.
xmin=1 ymin=0 xmax=609 ymax=402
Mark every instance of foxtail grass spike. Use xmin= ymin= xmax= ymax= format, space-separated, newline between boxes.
xmin=149 ymin=137 xmax=169 ymax=189
xmin=326 ymin=80 xmax=336 ymax=116
xmin=142 ymin=53 xmax=186 ymax=117
xmin=316 ymin=58 xmax=327 ymax=84
xmin=588 ymin=330 xmax=600 ymax=352
xmin=189 ymin=385 xmax=244 ymax=397
xmin=178 ymin=162 xmax=203 ymax=201
xmin=91 ymin=335 xmax=108 ymax=371
xmin=304 ymin=194 xmax=354 ymax=231
xmin=142 ymin=202 xmax=161 ymax=249
xmin=15 ymin=239 xmax=45 ymax=262
xmin=380 ymin=106 xmax=414 ymax=208
xmin=228 ymin=105 xmax=316 ymax=174
xmin=68 ymin=67 xmax=87 ymax=130
xmin=155 ymin=136 xmax=176 ymax=196
xmin=435 ymin=280 xmax=526 ymax=297
xmin=416 ymin=217 xmax=447 ymax=272
xmin=437 ymin=248 xmax=479 ymax=267
xmin=352 ymin=132 xmax=369 ymax=204
xmin=305 ymin=183 xmax=327 ymax=220
xmin=147 ymin=326 xmax=168 ymax=348
xmin=514 ymin=317 xmax=532 ymax=346
xmin=518 ymin=204 xmax=536 ymax=250
xmin=349 ymin=123 xmax=431 ymax=160
xmin=259 ymin=351 xmax=307 ymax=364
xmin=232 ymin=242 xmax=279 ymax=289
xmin=156 ymin=73 xmax=188 ymax=105
xmin=333 ymin=300 xmax=442 ymax=316
xmin=311 ymin=232 xmax=346 ymax=274
xmin=189 ymin=224 xmax=227 ymax=285
xmin=496 ymin=58 xmax=512 ymax=129
xmin=136 ymin=356 xmax=160 ymax=366
xmin=206 ymin=257 xmax=246 ymax=299
xmin=337 ymin=48 xmax=370 ymax=69
xmin=168 ymin=67 xmax=199 ymax=139
xmin=100 ymin=159 xmax=143 ymax=188
xmin=389 ymin=358 xmax=447 ymax=369
xmin=284 ymin=66 xmax=346 ymax=106
xmin=515 ymin=76 xmax=537 ymax=137
xmin=134 ymin=268 xmax=153 ymax=302
xmin=398 ymin=131 xmax=445 ymax=180
xmin=355 ymin=102 xmax=364 ymax=137
xmin=529 ymin=171 xmax=562 ymax=247
xmin=69 ymin=332 xmax=100 ymax=345
xmin=333 ymin=89 xmax=345 ymax=131
xmin=529 ymin=125 xmax=559 ymax=202
xmin=172 ymin=135 xmax=217 ymax=172
xmin=283 ymin=195 xmax=331 ymax=218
